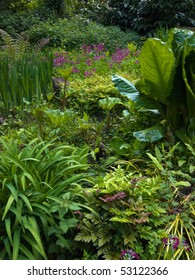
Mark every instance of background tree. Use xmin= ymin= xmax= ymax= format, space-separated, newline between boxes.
xmin=105 ymin=0 xmax=195 ymax=33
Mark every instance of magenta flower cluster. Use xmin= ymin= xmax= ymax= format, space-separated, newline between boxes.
xmin=120 ymin=249 xmax=139 ymax=260
xmin=99 ymin=191 xmax=126 ymax=203
xmin=111 ymin=48 xmax=130 ymax=64
xmin=163 ymin=235 xmax=190 ymax=251
xmin=53 ymin=43 xmax=139 ymax=77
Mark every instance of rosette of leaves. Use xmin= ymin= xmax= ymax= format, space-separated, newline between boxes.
xmin=0 ymin=138 xmax=90 ymax=259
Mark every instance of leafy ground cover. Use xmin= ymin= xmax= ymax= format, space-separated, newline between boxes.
xmin=0 ymin=19 xmax=195 ymax=260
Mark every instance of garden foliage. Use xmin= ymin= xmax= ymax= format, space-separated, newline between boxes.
xmin=0 ymin=3 xmax=195 ymax=260
xmin=0 ymin=138 xmax=90 ymax=259
xmin=0 ymin=52 xmax=53 ymax=115
xmin=83 ymin=0 xmax=195 ymax=34
xmin=112 ymin=28 xmax=195 ymax=142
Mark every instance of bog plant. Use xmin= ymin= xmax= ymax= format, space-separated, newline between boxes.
xmin=112 ymin=28 xmax=195 ymax=143
xmin=0 ymin=52 xmax=53 ymax=115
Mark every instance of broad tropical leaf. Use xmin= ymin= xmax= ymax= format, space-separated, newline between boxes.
xmin=133 ymin=124 xmax=165 ymax=142
xmin=112 ymin=74 xmax=140 ymax=101
xmin=112 ymin=74 xmax=164 ymax=113
xmin=139 ymin=38 xmax=175 ymax=104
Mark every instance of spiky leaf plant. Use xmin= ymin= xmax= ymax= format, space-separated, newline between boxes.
xmin=0 ymin=138 xmax=90 ymax=259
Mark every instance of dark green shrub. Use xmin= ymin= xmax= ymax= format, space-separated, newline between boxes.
xmin=25 ymin=17 xmax=140 ymax=51
xmin=0 ymin=8 xmax=55 ymax=39
xmin=85 ymin=0 xmax=195 ymax=34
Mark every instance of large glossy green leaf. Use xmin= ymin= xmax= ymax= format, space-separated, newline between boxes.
xmin=170 ymin=28 xmax=194 ymax=58
xmin=112 ymin=74 xmax=164 ymax=113
xmin=139 ymin=38 xmax=175 ymax=104
xmin=112 ymin=74 xmax=140 ymax=101
xmin=182 ymin=35 xmax=195 ymax=121
xmin=133 ymin=124 xmax=165 ymax=142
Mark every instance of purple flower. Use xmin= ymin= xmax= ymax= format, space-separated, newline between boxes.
xmin=163 ymin=236 xmax=191 ymax=252
xmin=82 ymin=44 xmax=92 ymax=54
xmin=53 ymin=55 xmax=65 ymax=67
xmin=163 ymin=236 xmax=180 ymax=250
xmin=84 ymin=71 xmax=93 ymax=77
xmin=86 ymin=59 xmax=92 ymax=66
xmin=120 ymin=249 xmax=139 ymax=260
xmin=182 ymin=240 xmax=191 ymax=252
xmin=94 ymin=55 xmax=101 ymax=61
xmin=94 ymin=43 xmax=105 ymax=53
xmin=72 ymin=67 xmax=80 ymax=73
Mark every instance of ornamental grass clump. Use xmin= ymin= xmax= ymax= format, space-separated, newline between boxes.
xmin=0 ymin=52 xmax=53 ymax=115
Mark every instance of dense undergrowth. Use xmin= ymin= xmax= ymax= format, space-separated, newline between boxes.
xmin=0 ymin=3 xmax=195 ymax=260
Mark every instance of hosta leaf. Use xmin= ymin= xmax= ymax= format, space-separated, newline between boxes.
xmin=140 ymin=38 xmax=175 ymax=104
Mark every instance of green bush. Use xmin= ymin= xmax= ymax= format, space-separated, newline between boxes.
xmin=75 ymin=166 xmax=171 ymax=259
xmin=25 ymin=17 xmax=140 ymax=51
xmin=75 ymin=141 xmax=195 ymax=259
xmin=84 ymin=0 xmax=195 ymax=34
